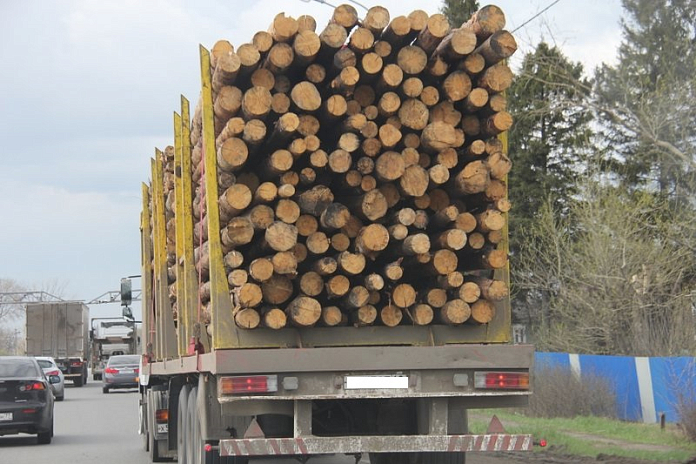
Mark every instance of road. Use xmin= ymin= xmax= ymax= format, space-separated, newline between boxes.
xmin=0 ymin=380 xmax=515 ymax=464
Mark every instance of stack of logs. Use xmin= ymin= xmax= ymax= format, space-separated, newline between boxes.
xmin=165 ymin=4 xmax=517 ymax=331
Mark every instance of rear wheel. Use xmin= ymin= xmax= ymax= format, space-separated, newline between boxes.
xmin=74 ymin=376 xmax=84 ymax=387
xmin=103 ymin=386 xmax=109 ymax=394
xmin=37 ymin=420 xmax=53 ymax=445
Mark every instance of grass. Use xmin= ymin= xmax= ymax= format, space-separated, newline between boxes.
xmin=467 ymin=409 xmax=696 ymax=462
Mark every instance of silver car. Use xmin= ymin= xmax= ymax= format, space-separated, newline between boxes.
xmin=35 ymin=357 xmax=64 ymax=401
xmin=102 ymin=355 xmax=139 ymax=394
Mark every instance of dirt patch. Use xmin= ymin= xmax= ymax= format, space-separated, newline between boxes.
xmin=467 ymin=451 xmax=677 ymax=464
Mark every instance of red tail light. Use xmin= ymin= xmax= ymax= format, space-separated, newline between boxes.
xmin=474 ymin=372 xmax=530 ymax=390
xmin=20 ymin=382 xmax=46 ymax=392
xmin=70 ymin=361 xmax=83 ymax=367
xmin=135 ymin=368 xmax=140 ymax=374
xmin=47 ymin=370 xmax=61 ymax=376
xmin=104 ymin=367 xmax=119 ymax=374
xmin=219 ymin=375 xmax=278 ymax=395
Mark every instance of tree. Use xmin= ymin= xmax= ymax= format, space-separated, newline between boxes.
xmin=594 ymin=0 xmax=696 ymax=199
xmin=516 ymin=181 xmax=696 ymax=356
xmin=440 ymin=0 xmax=480 ymax=27
xmin=0 ymin=278 xmax=27 ymax=324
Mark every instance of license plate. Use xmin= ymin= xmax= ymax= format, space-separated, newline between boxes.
xmin=0 ymin=413 xmax=13 ymax=421
xmin=157 ymin=423 xmax=168 ymax=434
xmin=344 ymin=376 xmax=409 ymax=390
xmin=121 ymin=369 xmax=134 ymax=374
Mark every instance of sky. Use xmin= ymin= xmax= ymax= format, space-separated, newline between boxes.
xmin=0 ymin=0 xmax=624 ymax=322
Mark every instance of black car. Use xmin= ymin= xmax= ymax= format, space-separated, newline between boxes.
xmin=0 ymin=356 xmax=55 ymax=444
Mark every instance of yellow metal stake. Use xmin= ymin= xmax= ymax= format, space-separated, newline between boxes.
xmin=173 ymin=112 xmax=186 ymax=356
xmin=140 ymin=183 xmax=154 ymax=358
xmin=199 ymin=45 xmax=235 ymax=349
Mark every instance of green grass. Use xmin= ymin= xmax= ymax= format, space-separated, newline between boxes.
xmin=468 ymin=409 xmax=696 ymax=462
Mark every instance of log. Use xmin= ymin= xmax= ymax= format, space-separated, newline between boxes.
xmin=313 ymin=256 xmax=338 ymax=276
xmin=430 ymin=101 xmax=462 ymax=127
xmin=379 ymin=124 xmax=402 ymax=149
xmin=399 ymin=165 xmax=430 ymax=197
xmin=434 ymin=28 xmax=477 ymax=62
xmin=412 ymin=210 xmax=430 ymax=230
xmin=429 ymin=189 xmax=450 ymax=212
xmin=478 ymin=62 xmax=514 ymax=94
xmin=459 ymin=282 xmax=481 ymax=304
xmin=306 ymin=231 xmax=330 ymax=255
xmin=437 ymin=271 xmax=464 ymax=289
xmin=298 ymin=14 xmax=317 ymax=33
xmin=356 ymin=156 xmax=375 ymax=175
xmin=453 ymin=160 xmax=490 ymax=195
xmin=378 ymin=64 xmax=404 ymax=91
xmin=476 ymin=30 xmax=517 ymax=65
xmin=421 ymin=122 xmax=462 ymax=153
xmin=384 ymin=259 xmax=404 ymax=281
xmin=339 ymin=132 xmax=361 ymax=152
xmin=328 ymin=149 xmax=352 ymax=174
xmin=272 ymin=250 xmax=298 ymax=275
xmin=470 ymin=299 xmax=495 ymax=324
xmin=211 ymin=39 xmax=233 ymax=68
xmin=488 ymin=230 xmax=504 ymax=245
xmin=486 ymin=152 xmax=512 ymax=180
xmin=427 ymin=55 xmax=449 ymax=78
xmin=309 ymin=149 xmax=329 ymax=169
xmin=243 ymin=119 xmax=267 ymax=149
xmin=379 ymin=183 xmax=401 ymax=208
xmin=476 ymin=210 xmax=506 ymax=233
xmin=320 ymin=203 xmax=351 ymax=230
xmin=428 ymin=164 xmax=451 ymax=186
xmin=293 ymin=30 xmax=321 ymax=66
xmin=462 ymin=88 xmax=490 ymax=113
xmin=474 ymin=278 xmax=509 ymax=301
xmin=242 ymin=86 xmax=272 ymax=120
xmin=319 ymin=23 xmax=348 ymax=55
xmin=402 ymin=77 xmax=424 ymax=98
xmin=442 ymin=71 xmax=472 ymax=102
xmin=214 ymin=86 xmax=242 ymax=121
xmin=212 ymin=53 xmax=241 ymax=93
xmin=341 ymin=285 xmax=370 ymax=310
xmin=332 ymin=4 xmax=359 ymax=30
xmin=355 ymin=223 xmax=390 ymax=257
xmin=331 ymin=66 xmax=360 ymax=95
xmin=278 ymin=184 xmax=296 ymax=199
xmin=252 ymin=31 xmax=273 ymax=54
xmin=321 ymin=306 xmax=344 ymax=327
xmin=222 ymin=217 xmax=255 ymax=248
xmin=427 ymin=249 xmax=459 ymax=275
xmin=462 ymin=5 xmax=506 ymax=39
xmin=323 ymin=94 xmax=348 ymax=121
xmin=440 ymin=299 xmax=471 ymax=325
xmin=326 ymin=275 xmax=351 ymax=299
xmin=246 ymin=205 xmax=275 ymax=230
xmin=217 ymin=117 xmax=245 ymax=148
xmin=364 ymin=273 xmax=385 ymax=292
xmin=238 ymin=282 xmax=263 ymax=308
xmin=263 ymin=307 xmax=288 ymax=330
xmin=398 ymin=98 xmax=430 ymax=130
xmin=416 ymin=14 xmax=451 ymax=54
xmin=408 ymin=10 xmax=430 ymax=34
xmin=467 ymin=232 xmax=486 ymax=250
xmin=249 ymin=258 xmax=274 ymax=283
xmin=250 ymin=68 xmax=275 ymax=91
xmin=234 ymin=308 xmax=261 ymax=329
xmin=381 ymin=16 xmax=411 ymax=46
xmin=306 ymin=63 xmax=326 ymax=84
xmin=262 ymin=274 xmax=295 ymax=305
xmin=275 ymin=199 xmax=301 ymax=224
xmin=420 ymin=86 xmax=440 ymax=107
xmin=228 ymin=269 xmax=248 ymax=287
xmin=361 ymin=175 xmax=377 ymax=192
xmin=433 ymin=229 xmax=467 ymax=251
xmin=380 ymin=305 xmax=403 ymax=327
xmin=224 ymin=250 xmax=244 ymax=270
xmin=300 ymin=271 xmax=324 ymax=297
xmin=291 ymin=81 xmax=322 ymax=113
xmin=481 ymin=111 xmax=513 ymax=137
xmin=461 ymin=115 xmax=480 ymax=137
xmin=219 ymin=184 xmax=252 ymax=221
xmin=375 ymin=151 xmax=406 ymax=182
xmin=425 ymin=288 xmax=447 ymax=308
xmin=432 ymin=205 xmax=459 ymax=228
xmin=330 ymin=232 xmax=351 ymax=252
xmin=352 ymin=305 xmax=378 ymax=326
xmin=270 ymin=13 xmax=299 ymax=42
xmin=349 ymin=27 xmax=375 ymax=55
xmin=286 ymin=296 xmax=322 ymax=327
xmin=337 ymin=251 xmax=366 ymax=276
xmin=217 ymin=137 xmax=249 ymax=172
xmin=397 ymin=45 xmax=428 ymax=75
xmin=401 ymin=233 xmax=430 ymax=255
xmin=364 ymin=6 xmax=390 ymax=34
xmin=297 ymin=185 xmax=334 ymax=216
xmin=264 ymin=221 xmax=298 ymax=252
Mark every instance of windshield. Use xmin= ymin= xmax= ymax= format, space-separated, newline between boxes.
xmin=0 ymin=360 xmax=40 ymax=378
xmin=108 ymin=356 xmax=139 ymax=366
xmin=36 ymin=360 xmax=54 ymax=369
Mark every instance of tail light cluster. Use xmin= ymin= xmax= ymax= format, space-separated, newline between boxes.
xmin=19 ymin=382 xmax=46 ymax=392
xmin=104 ymin=368 xmax=119 ymax=374
xmin=70 ymin=361 xmax=83 ymax=367
xmin=47 ymin=370 xmax=61 ymax=376
xmin=219 ymin=375 xmax=278 ymax=395
xmin=155 ymin=409 xmax=169 ymax=423
xmin=474 ymin=372 xmax=530 ymax=390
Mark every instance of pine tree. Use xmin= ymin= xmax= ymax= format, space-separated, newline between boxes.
xmin=440 ymin=0 xmax=480 ymax=27
xmin=508 ymin=42 xmax=594 ymax=240
xmin=594 ymin=0 xmax=696 ymax=198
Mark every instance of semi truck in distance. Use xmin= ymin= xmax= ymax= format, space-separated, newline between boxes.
xmin=25 ymin=302 xmax=90 ymax=387
xmin=90 ymin=318 xmax=139 ymax=380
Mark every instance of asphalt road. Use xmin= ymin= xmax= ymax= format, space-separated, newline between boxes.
xmin=0 ymin=380 xmax=511 ymax=464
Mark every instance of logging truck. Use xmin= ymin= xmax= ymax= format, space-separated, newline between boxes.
xmin=137 ymin=4 xmax=534 ymax=463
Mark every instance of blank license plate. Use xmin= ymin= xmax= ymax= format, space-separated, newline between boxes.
xmin=344 ymin=376 xmax=409 ymax=390
xmin=120 ymin=369 xmax=134 ymax=374
xmin=0 ymin=413 xmax=13 ymax=421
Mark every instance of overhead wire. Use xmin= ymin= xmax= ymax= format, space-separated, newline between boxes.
xmin=512 ymin=0 xmax=563 ymax=33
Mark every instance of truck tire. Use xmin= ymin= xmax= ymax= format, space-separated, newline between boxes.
xmin=74 ymin=375 xmax=84 ymax=387
xmin=369 ymin=453 xmax=464 ymax=464
xmin=178 ymin=385 xmax=191 ymax=464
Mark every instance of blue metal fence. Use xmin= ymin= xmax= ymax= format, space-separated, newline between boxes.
xmin=535 ymin=352 xmax=696 ymax=423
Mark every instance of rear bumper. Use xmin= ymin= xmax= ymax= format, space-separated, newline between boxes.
xmin=220 ymin=434 xmax=533 ymax=456
xmin=0 ymin=403 xmax=52 ymax=435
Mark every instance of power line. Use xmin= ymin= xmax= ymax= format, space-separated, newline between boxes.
xmin=300 ymin=0 xmax=368 ymax=12
xmin=512 ymin=0 xmax=563 ymax=33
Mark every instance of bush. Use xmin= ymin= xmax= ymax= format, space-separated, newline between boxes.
xmin=527 ymin=366 xmax=617 ymax=419
xmin=677 ymin=399 xmax=696 ymax=441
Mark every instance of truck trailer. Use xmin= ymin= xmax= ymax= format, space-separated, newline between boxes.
xmin=137 ymin=4 xmax=533 ymax=463
xmin=25 ymin=302 xmax=90 ymax=387
xmin=90 ymin=317 xmax=139 ymax=380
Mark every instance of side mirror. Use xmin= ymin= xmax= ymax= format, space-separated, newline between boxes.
xmin=49 ymin=375 xmax=61 ymax=384
xmin=121 ymin=278 xmax=132 ymax=307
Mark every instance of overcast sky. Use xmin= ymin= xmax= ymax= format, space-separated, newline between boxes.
xmin=0 ymin=0 xmax=623 ymax=320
